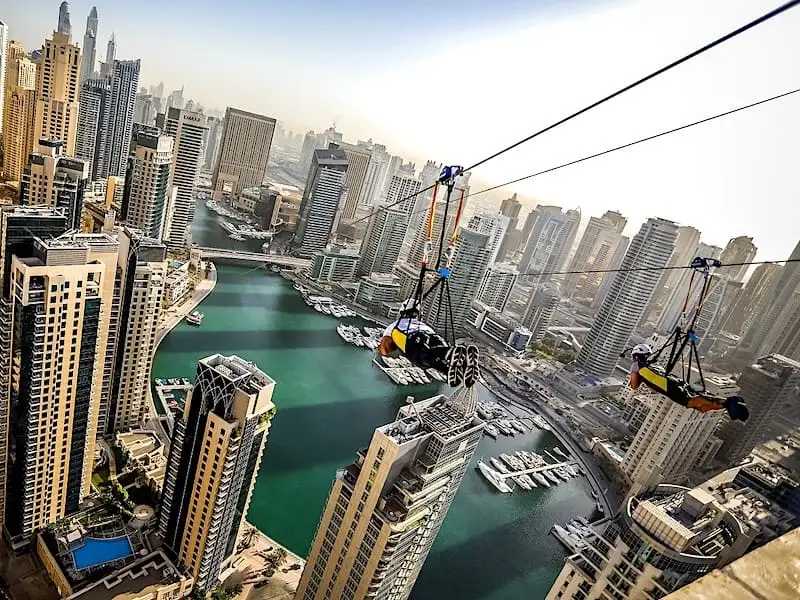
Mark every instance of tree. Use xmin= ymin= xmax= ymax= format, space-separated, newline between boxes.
xmin=190 ymin=589 xmax=206 ymax=600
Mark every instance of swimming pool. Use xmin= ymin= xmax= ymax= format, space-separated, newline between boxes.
xmin=71 ymin=536 xmax=134 ymax=570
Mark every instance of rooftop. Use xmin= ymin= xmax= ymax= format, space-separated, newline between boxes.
xmin=201 ymin=353 xmax=276 ymax=396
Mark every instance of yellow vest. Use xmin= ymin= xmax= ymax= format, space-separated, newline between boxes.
xmin=639 ymin=366 xmax=668 ymax=392
xmin=391 ymin=328 xmax=408 ymax=353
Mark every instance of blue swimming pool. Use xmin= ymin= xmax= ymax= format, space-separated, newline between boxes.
xmin=72 ymin=536 xmax=134 ymax=570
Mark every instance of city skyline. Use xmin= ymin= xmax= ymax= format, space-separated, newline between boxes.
xmin=3 ymin=0 xmax=799 ymax=262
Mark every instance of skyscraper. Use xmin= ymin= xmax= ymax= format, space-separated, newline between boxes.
xmin=296 ymin=388 xmax=483 ymax=600
xmin=293 ymin=144 xmax=348 ymax=258
xmin=522 ymin=282 xmax=560 ymax=342
xmin=103 ymin=59 xmax=141 ymax=177
xmin=99 ymin=33 xmax=116 ymax=78
xmin=163 ymin=107 xmax=208 ymax=247
xmin=562 ymin=210 xmax=627 ymax=302
xmin=32 ymin=31 xmax=81 ymax=156
xmin=79 ymin=7 xmax=98 ymax=83
xmin=424 ymin=227 xmax=492 ymax=337
xmin=590 ymin=234 xmax=630 ymax=310
xmin=1 ymin=41 xmax=37 ymax=182
xmin=57 ymin=1 xmax=72 ymax=37
xmin=20 ymin=139 xmax=88 ymax=230
xmin=212 ymin=107 xmax=277 ymax=197
xmin=133 ymin=91 xmax=155 ymax=125
xmin=468 ymin=213 xmax=510 ymax=266
xmin=383 ymin=170 xmax=423 ymax=217
xmin=107 ymin=229 xmax=166 ymax=432
xmin=339 ymin=143 xmax=372 ymax=222
xmin=719 ymin=236 xmax=757 ymax=282
xmin=0 ymin=20 xmax=8 ymax=134
xmin=75 ymin=77 xmax=111 ymax=179
xmin=499 ymin=193 xmax=522 ymax=226
xmin=577 ymin=218 xmax=678 ymax=377
xmin=716 ymin=355 xmax=800 ymax=464
xmin=721 ymin=263 xmax=781 ymax=338
xmin=407 ymin=196 xmax=461 ymax=269
xmin=644 ymin=225 xmax=701 ymax=325
xmin=518 ymin=205 xmax=580 ymax=284
xmin=359 ymin=143 xmax=390 ymax=207
xmin=121 ymin=125 xmax=174 ymax=240
xmin=752 ymin=241 xmax=800 ymax=361
xmin=357 ymin=208 xmax=407 ymax=277
xmin=4 ymin=230 xmax=119 ymax=548
xmin=298 ymin=130 xmax=317 ymax=176
xmin=158 ymin=354 xmax=276 ymax=593
xmin=477 ymin=263 xmax=518 ymax=312
xmin=203 ymin=115 xmax=223 ymax=171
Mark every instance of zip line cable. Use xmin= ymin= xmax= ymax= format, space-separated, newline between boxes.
xmin=516 ymin=258 xmax=800 ymax=279
xmin=347 ymin=1 xmax=799 ymax=228
xmin=463 ymin=0 xmax=800 ymax=173
xmin=395 ymin=87 xmax=800 ymax=223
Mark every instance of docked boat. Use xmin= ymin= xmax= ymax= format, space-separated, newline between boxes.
xmin=186 ymin=311 xmax=204 ymax=326
xmin=545 ymin=470 xmax=560 ymax=485
xmin=532 ymin=415 xmax=551 ymax=431
xmin=553 ymin=447 xmax=568 ymax=459
xmin=551 ymin=524 xmax=585 ymax=553
xmin=511 ymin=420 xmax=527 ymax=434
xmin=520 ymin=474 xmax=536 ymax=488
xmin=533 ymin=472 xmax=550 ymax=487
xmin=490 ymin=458 xmax=510 ymax=474
xmin=313 ymin=304 xmax=323 ymax=312
xmin=513 ymin=476 xmax=532 ymax=490
xmin=229 ymin=234 xmax=246 ymax=241
xmin=476 ymin=461 xmax=513 ymax=494
xmin=484 ymin=424 xmax=498 ymax=438
xmin=496 ymin=422 xmax=512 ymax=436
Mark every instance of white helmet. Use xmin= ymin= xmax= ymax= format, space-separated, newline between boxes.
xmin=632 ymin=343 xmax=653 ymax=357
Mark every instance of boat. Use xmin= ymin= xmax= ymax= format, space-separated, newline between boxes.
xmin=484 ymin=424 xmax=499 ymax=438
xmin=313 ymin=304 xmax=323 ymax=312
xmin=476 ymin=461 xmax=513 ymax=493
xmin=596 ymin=502 xmax=605 ymax=514
xmin=551 ymin=525 xmax=585 ymax=553
xmin=532 ymin=415 xmax=551 ymax=431
xmin=337 ymin=324 xmax=354 ymax=342
xmin=229 ymin=234 xmax=246 ymax=241
xmin=496 ymin=422 xmax=512 ymax=436
xmin=513 ymin=476 xmax=532 ymax=490
xmin=545 ymin=470 xmax=560 ymax=485
xmin=553 ymin=447 xmax=568 ymax=459
xmin=520 ymin=474 xmax=536 ymax=488
xmin=511 ymin=420 xmax=527 ymax=434
xmin=533 ymin=472 xmax=550 ymax=487
xmin=186 ymin=311 xmax=204 ymax=326
xmin=555 ymin=468 xmax=571 ymax=482
xmin=269 ymin=264 xmax=281 ymax=273
xmin=321 ymin=304 xmax=332 ymax=316
xmin=490 ymin=458 xmax=510 ymax=474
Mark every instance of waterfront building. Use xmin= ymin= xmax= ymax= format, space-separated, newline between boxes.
xmin=101 ymin=59 xmax=141 ymax=178
xmin=359 ymin=143 xmax=391 ymax=207
xmin=468 ymin=213 xmax=510 ymax=266
xmin=2 ymin=41 xmax=37 ymax=183
xmin=158 ymin=354 xmax=277 ymax=593
xmin=576 ymin=218 xmax=677 ymax=377
xmin=719 ymin=263 xmax=781 ymax=338
xmin=339 ymin=142 xmax=372 ymax=222
xmin=477 ymin=263 xmax=518 ymax=313
xmin=0 ymin=20 xmax=7 ymax=134
xmin=308 ymin=246 xmax=359 ymax=283
xmin=355 ymin=273 xmax=400 ymax=312
xmin=296 ymin=388 xmax=483 ymax=600
xmin=75 ymin=77 xmax=111 ymax=180
xmin=294 ymin=145 xmax=348 ymax=258
xmin=719 ymin=236 xmax=757 ymax=283
xmin=212 ymin=107 xmax=276 ymax=198
xmin=643 ymin=225 xmax=701 ymax=326
xmin=356 ymin=207 xmax=407 ymax=277
xmin=522 ymin=282 xmax=560 ymax=343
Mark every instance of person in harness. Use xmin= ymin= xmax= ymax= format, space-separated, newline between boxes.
xmin=379 ymin=298 xmax=479 ymax=388
xmin=629 ymin=344 xmax=749 ymax=421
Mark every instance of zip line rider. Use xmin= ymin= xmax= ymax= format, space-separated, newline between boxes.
xmin=379 ymin=298 xmax=480 ymax=388
xmin=629 ymin=343 xmax=749 ymax=421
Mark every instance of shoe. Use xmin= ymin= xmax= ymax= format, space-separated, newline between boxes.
xmin=725 ymin=396 xmax=749 ymax=422
xmin=447 ymin=346 xmax=466 ymax=387
xmin=464 ymin=345 xmax=479 ymax=388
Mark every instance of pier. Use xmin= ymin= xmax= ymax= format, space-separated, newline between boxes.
xmin=494 ymin=459 xmax=579 ymax=480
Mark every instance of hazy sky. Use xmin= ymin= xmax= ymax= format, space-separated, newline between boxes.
xmin=5 ymin=0 xmax=800 ymax=261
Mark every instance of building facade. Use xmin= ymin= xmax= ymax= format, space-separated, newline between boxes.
xmin=522 ymin=282 xmax=560 ymax=342
xmin=308 ymin=247 xmax=359 ymax=283
xmin=75 ymin=77 xmax=110 ymax=180
xmin=518 ymin=205 xmax=580 ymax=284
xmin=2 ymin=41 xmax=37 ymax=183
xmin=477 ymin=263 xmax=518 ymax=313
xmin=467 ymin=213 xmax=510 ymax=266
xmin=357 ymin=208 xmax=407 ymax=277
xmin=212 ymin=107 xmax=276 ymax=198
xmin=339 ymin=143 xmax=372 ymax=222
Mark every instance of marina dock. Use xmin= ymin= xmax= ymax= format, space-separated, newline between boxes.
xmin=494 ymin=459 xmax=579 ymax=480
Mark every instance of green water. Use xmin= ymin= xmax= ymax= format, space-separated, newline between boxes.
xmin=152 ymin=204 xmax=597 ymax=599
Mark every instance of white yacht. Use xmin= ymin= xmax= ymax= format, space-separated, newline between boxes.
xmin=490 ymin=458 xmax=510 ymax=474
xmin=533 ymin=472 xmax=550 ymax=487
xmin=476 ymin=461 xmax=513 ymax=494
xmin=484 ymin=424 xmax=499 ymax=438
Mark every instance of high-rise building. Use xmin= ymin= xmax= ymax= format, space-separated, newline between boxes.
xmin=562 ymin=211 xmax=627 ymax=302
xmin=163 ymin=107 xmax=208 ymax=247
xmin=577 ymin=218 xmax=678 ymax=377
xmin=751 ymin=241 xmax=800 ymax=361
xmin=133 ymin=91 xmax=155 ymax=125
xmin=0 ymin=20 xmax=7 ymax=134
xmin=357 ymin=208 xmax=407 ymax=277
xmin=57 ymin=1 xmax=72 ymax=36
xmin=1 ymin=41 xmax=37 ymax=182
xmin=75 ymin=77 xmax=111 ymax=180
xmin=546 ymin=483 xmax=753 ymax=600
xmin=203 ymin=115 xmax=223 ymax=171
xmin=79 ymin=7 xmax=98 ymax=83
xmin=359 ymin=143 xmax=390 ymax=207
xmin=32 ymin=31 xmax=81 ymax=156
xmin=716 ymin=355 xmax=800 ymax=464
xmin=107 ymin=229 xmax=166 ymax=432
xmin=339 ymin=143 xmax=372 ymax=222
xmin=694 ymin=274 xmax=736 ymax=354
xmin=212 ymin=107 xmax=276 ymax=198
xmin=121 ymin=126 xmax=174 ymax=240
xmin=522 ymin=282 xmax=560 ymax=342
xmin=296 ymin=388 xmax=483 ymax=600
xmin=477 ymin=263 xmax=518 ymax=312
xmin=20 ymin=138 xmax=88 ymax=230
xmin=298 ymin=130 xmax=317 ymax=176
xmin=407 ymin=196 xmax=460 ymax=269
xmin=99 ymin=33 xmax=116 ymax=78
xmin=3 ymin=229 xmax=119 ymax=548
xmin=719 ymin=236 xmax=757 ymax=282
xmin=518 ymin=205 xmax=580 ymax=284
xmin=721 ymin=263 xmax=781 ymax=338
xmin=645 ymin=225 xmax=702 ymax=325
xmin=468 ymin=213 xmax=510 ymax=266
xmin=293 ymin=144 xmax=348 ymax=258
xmin=383 ymin=170 xmax=422 ymax=218
xmin=100 ymin=59 xmax=141 ymax=178
xmin=622 ymin=393 xmax=724 ymax=486
xmin=424 ymin=227 xmax=492 ymax=337
xmin=499 ymin=193 xmax=522 ymax=226
xmin=158 ymin=354 xmax=276 ymax=593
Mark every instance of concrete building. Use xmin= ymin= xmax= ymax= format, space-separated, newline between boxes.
xmin=308 ymin=246 xmax=359 ymax=283
xmin=102 ymin=59 xmax=141 ymax=178
xmin=522 ymin=282 xmax=560 ymax=342
xmin=32 ymin=31 xmax=81 ymax=156
xmin=121 ymin=125 xmax=174 ymax=240
xmin=298 ymin=130 xmax=317 ymax=176
xmin=562 ymin=211 xmax=627 ymax=303
xmin=407 ymin=199 xmax=459 ymax=269
xmin=719 ymin=236 xmax=757 ymax=283
xmin=518 ymin=205 xmax=580 ymax=284
xmin=163 ymin=261 xmax=190 ymax=306
xmin=0 ymin=20 xmax=7 ymax=135
xmin=383 ymin=170 xmax=423 ymax=218
xmin=357 ymin=207 xmax=407 ymax=277
xmin=1 ymin=41 xmax=37 ymax=183
xmin=591 ymin=235 xmax=630 ymax=310
xmin=645 ymin=225 xmax=702 ymax=326
xmin=424 ymin=227 xmax=492 ymax=338
xmin=158 ymin=354 xmax=276 ymax=593
xmin=78 ymin=7 xmax=98 ymax=84
xmin=57 ymin=1 xmax=72 ymax=37
xmin=339 ymin=142 xmax=372 ymax=222
xmin=577 ymin=218 xmax=678 ymax=377
xmin=296 ymin=388 xmax=483 ymax=600
xmin=753 ymin=241 xmax=800 ymax=362
xmin=212 ymin=107 xmax=276 ymax=198
xmin=163 ymin=107 xmax=208 ymax=247
xmin=546 ymin=484 xmax=753 ymax=600
xmin=468 ymin=303 xmax=531 ymax=354
xmin=477 ymin=263 xmax=518 ymax=312
xmin=3 ymin=230 xmax=119 ymax=550
xmin=720 ymin=263 xmax=781 ymax=338
xmin=75 ymin=78 xmax=111 ymax=180
xmin=107 ymin=230 xmax=166 ymax=432
xmin=355 ymin=273 xmax=400 ymax=312
xmin=294 ymin=144 xmax=348 ymax=258
xmin=717 ymin=355 xmax=800 ymax=465
xmin=134 ymin=91 xmax=156 ymax=126
xmin=20 ymin=138 xmax=88 ymax=230
xmin=99 ymin=34 xmax=116 ymax=78
xmin=468 ymin=212 xmax=510 ymax=266
xmin=499 ymin=193 xmax=522 ymax=226
xmin=359 ymin=143 xmax=390 ymax=207
xmin=203 ymin=115 xmax=223 ymax=171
